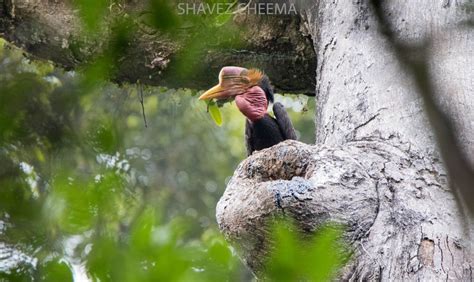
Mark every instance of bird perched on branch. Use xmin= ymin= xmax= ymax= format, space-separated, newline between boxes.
xmin=199 ymin=66 xmax=297 ymax=156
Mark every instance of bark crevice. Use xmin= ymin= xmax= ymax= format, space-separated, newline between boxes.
xmin=217 ymin=133 xmax=473 ymax=279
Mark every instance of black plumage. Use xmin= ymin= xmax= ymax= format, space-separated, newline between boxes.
xmin=244 ymin=78 xmax=297 ymax=156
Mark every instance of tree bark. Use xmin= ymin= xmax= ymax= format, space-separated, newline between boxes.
xmin=217 ymin=1 xmax=473 ymax=280
xmin=0 ymin=0 xmax=316 ymax=94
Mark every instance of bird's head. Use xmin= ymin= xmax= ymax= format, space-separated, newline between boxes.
xmin=199 ymin=66 xmax=274 ymax=121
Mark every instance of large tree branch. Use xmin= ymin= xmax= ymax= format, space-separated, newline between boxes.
xmin=217 ymin=140 xmax=472 ymax=279
xmin=369 ymin=0 xmax=474 ymax=216
xmin=0 ymin=0 xmax=316 ymax=94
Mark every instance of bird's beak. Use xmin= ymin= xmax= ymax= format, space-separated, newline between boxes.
xmin=198 ymin=84 xmax=226 ymax=100
xmin=199 ymin=66 xmax=250 ymax=100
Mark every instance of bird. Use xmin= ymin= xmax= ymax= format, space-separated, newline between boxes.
xmin=199 ymin=66 xmax=297 ymax=156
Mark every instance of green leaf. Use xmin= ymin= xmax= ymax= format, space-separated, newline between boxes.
xmin=130 ymin=207 xmax=156 ymax=251
xmin=39 ymin=259 xmax=73 ymax=282
xmin=74 ymin=0 xmax=108 ymax=31
xmin=208 ymin=101 xmax=223 ymax=126
xmin=264 ymin=218 xmax=349 ymax=281
xmin=148 ymin=0 xmax=180 ymax=31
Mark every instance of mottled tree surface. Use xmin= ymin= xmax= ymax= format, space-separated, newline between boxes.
xmin=218 ymin=1 xmax=473 ymax=280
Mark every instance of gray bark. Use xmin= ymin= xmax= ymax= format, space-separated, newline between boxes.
xmin=0 ymin=0 xmax=316 ymax=94
xmin=217 ymin=1 xmax=473 ymax=280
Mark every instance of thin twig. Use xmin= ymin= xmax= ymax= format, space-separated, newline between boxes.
xmin=137 ymin=80 xmax=148 ymax=128
xmin=369 ymin=0 xmax=474 ymax=216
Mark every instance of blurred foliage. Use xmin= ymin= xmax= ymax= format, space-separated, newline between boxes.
xmin=74 ymin=0 xmax=109 ymax=31
xmin=0 ymin=0 xmax=347 ymax=278
xmin=265 ymin=219 xmax=350 ymax=281
xmin=72 ymin=0 xmax=245 ymax=81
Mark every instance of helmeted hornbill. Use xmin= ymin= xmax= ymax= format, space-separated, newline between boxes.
xmin=199 ymin=66 xmax=297 ymax=156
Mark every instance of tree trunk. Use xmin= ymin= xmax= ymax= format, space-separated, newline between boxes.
xmin=0 ymin=0 xmax=316 ymax=94
xmin=216 ymin=1 xmax=473 ymax=280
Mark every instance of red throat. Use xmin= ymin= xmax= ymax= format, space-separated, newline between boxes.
xmin=235 ymin=86 xmax=268 ymax=121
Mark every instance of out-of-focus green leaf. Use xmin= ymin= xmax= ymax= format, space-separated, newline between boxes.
xmin=208 ymin=240 xmax=233 ymax=266
xmin=305 ymin=225 xmax=350 ymax=281
xmin=88 ymin=237 xmax=123 ymax=281
xmin=74 ymin=0 xmax=109 ymax=31
xmin=79 ymin=18 xmax=133 ymax=89
xmin=44 ymin=173 xmax=93 ymax=234
xmin=148 ymin=0 xmax=180 ymax=31
xmin=39 ymin=259 xmax=73 ymax=282
xmin=130 ymin=207 xmax=155 ymax=251
xmin=86 ymin=120 xmax=119 ymax=153
xmin=81 ymin=55 xmax=112 ymax=88
xmin=265 ymin=219 xmax=349 ymax=281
